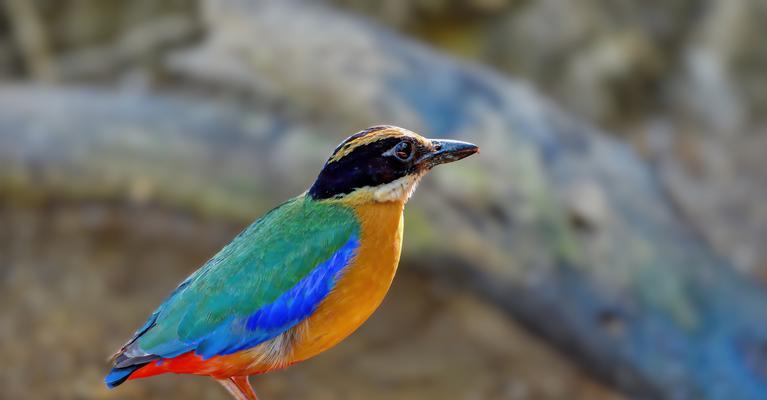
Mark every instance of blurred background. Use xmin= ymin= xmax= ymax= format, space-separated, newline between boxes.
xmin=1 ymin=0 xmax=766 ymax=399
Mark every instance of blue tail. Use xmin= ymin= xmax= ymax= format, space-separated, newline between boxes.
xmin=105 ymin=364 xmax=145 ymax=389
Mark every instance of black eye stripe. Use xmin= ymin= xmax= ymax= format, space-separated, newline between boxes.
xmin=309 ymin=137 xmax=416 ymax=199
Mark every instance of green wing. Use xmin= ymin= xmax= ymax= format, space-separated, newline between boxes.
xmin=127 ymin=195 xmax=360 ymax=359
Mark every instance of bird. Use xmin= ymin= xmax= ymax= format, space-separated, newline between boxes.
xmin=105 ymin=125 xmax=479 ymax=399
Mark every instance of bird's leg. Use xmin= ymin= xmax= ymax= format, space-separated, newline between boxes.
xmin=218 ymin=378 xmax=248 ymax=400
xmin=217 ymin=376 xmax=259 ymax=400
xmin=231 ymin=376 xmax=259 ymax=400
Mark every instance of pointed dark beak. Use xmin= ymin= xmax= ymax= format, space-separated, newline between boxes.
xmin=417 ymin=139 xmax=479 ymax=168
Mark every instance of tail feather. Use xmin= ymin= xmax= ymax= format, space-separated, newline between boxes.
xmin=106 ymin=339 xmax=159 ymax=388
xmin=105 ymin=363 xmax=147 ymax=389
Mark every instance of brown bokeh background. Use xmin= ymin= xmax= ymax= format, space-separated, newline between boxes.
xmin=1 ymin=1 xmax=766 ymax=399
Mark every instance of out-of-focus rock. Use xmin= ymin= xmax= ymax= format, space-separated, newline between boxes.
xmin=0 ymin=0 xmax=201 ymax=81
xmin=333 ymin=0 xmax=767 ymax=277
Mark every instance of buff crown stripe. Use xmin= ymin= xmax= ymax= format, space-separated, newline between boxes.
xmin=327 ymin=127 xmax=422 ymax=164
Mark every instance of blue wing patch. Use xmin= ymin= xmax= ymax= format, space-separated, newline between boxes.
xmin=194 ymin=236 xmax=359 ymax=357
xmin=190 ymin=235 xmax=359 ymax=359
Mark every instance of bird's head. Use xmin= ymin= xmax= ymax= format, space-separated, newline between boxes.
xmin=308 ymin=125 xmax=479 ymax=203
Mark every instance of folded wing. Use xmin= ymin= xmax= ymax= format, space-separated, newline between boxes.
xmin=107 ymin=197 xmax=360 ymax=386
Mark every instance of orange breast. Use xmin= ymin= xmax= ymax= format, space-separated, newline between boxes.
xmin=288 ymin=200 xmax=405 ymax=363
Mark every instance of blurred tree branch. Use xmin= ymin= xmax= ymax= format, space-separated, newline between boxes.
xmin=2 ymin=0 xmax=56 ymax=81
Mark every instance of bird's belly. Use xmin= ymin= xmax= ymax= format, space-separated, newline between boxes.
xmin=288 ymin=200 xmax=405 ymax=363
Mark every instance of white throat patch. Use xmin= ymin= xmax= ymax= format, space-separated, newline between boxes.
xmin=372 ymin=173 xmax=425 ymax=203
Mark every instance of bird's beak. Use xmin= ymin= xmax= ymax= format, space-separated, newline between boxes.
xmin=418 ymin=139 xmax=479 ymax=168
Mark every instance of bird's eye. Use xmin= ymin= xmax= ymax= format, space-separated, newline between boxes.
xmin=392 ymin=141 xmax=414 ymax=161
